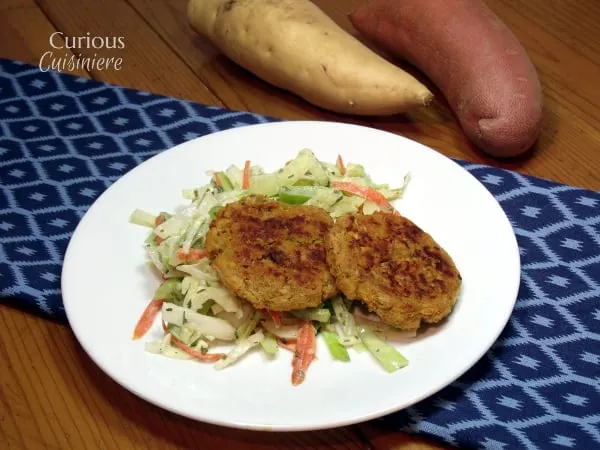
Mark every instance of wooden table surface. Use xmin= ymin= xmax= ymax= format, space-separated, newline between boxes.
xmin=1 ymin=0 xmax=599 ymax=449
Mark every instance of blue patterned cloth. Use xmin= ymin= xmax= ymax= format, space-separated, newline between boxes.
xmin=1 ymin=58 xmax=598 ymax=449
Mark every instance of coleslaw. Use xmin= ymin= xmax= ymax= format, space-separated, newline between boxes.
xmin=130 ymin=149 xmax=413 ymax=385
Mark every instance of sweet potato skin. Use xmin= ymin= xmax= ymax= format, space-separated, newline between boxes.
xmin=188 ymin=0 xmax=433 ymax=116
xmin=349 ymin=0 xmax=543 ymax=157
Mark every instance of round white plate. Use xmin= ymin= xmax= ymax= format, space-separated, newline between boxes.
xmin=62 ymin=121 xmax=520 ymax=431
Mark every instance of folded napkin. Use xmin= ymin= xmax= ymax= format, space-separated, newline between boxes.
xmin=1 ymin=58 xmax=598 ymax=449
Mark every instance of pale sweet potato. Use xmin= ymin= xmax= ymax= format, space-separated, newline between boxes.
xmin=188 ymin=0 xmax=433 ymax=115
xmin=349 ymin=0 xmax=543 ymax=157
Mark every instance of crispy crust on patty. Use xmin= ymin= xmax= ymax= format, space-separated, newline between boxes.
xmin=205 ymin=195 xmax=337 ymax=311
xmin=326 ymin=212 xmax=461 ymax=330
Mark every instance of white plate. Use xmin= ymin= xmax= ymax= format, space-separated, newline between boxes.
xmin=62 ymin=121 xmax=520 ymax=431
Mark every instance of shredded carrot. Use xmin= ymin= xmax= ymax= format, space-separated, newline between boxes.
xmin=242 ymin=160 xmax=251 ymax=189
xmin=268 ymin=310 xmax=282 ymax=328
xmin=336 ymin=154 xmax=346 ymax=175
xmin=213 ymin=172 xmax=223 ymax=187
xmin=291 ymin=321 xmax=317 ymax=386
xmin=161 ymin=322 xmax=224 ymax=362
xmin=276 ymin=337 xmax=297 ymax=353
xmin=171 ymin=336 xmax=225 ymax=362
xmin=331 ymin=181 xmax=397 ymax=214
xmin=132 ymin=298 xmax=164 ymax=340
xmin=176 ymin=248 xmax=206 ymax=263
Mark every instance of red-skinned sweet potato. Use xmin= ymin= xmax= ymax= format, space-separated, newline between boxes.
xmin=349 ymin=0 xmax=543 ymax=158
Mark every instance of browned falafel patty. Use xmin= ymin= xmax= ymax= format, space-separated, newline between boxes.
xmin=326 ymin=212 xmax=461 ymax=330
xmin=205 ymin=195 xmax=337 ymax=311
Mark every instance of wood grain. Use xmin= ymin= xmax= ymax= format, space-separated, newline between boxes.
xmin=0 ymin=0 xmax=89 ymax=78
xmin=359 ymin=423 xmax=449 ymax=450
xmin=35 ymin=0 xmax=222 ymax=106
xmin=1 ymin=0 xmax=599 ymax=449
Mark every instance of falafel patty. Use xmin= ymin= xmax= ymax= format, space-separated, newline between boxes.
xmin=205 ymin=195 xmax=338 ymax=311
xmin=327 ymin=212 xmax=461 ymax=330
